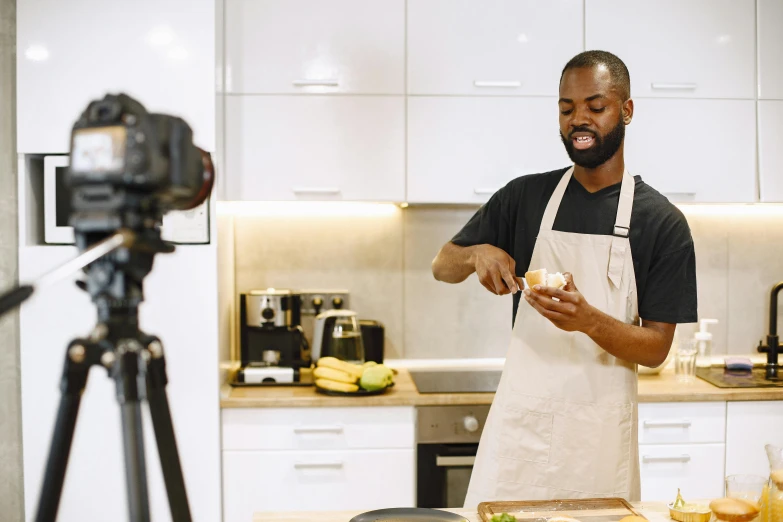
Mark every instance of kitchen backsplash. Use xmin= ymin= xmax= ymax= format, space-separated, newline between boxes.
xmin=226 ymin=205 xmax=783 ymax=359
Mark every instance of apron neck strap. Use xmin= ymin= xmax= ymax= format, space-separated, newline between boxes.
xmin=538 ymin=166 xmax=636 ymax=237
xmin=613 ymin=170 xmax=635 ymax=238
xmin=539 ymin=167 xmax=574 ymax=233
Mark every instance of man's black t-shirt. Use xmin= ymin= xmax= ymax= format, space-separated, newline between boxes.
xmin=451 ymin=167 xmax=698 ymax=325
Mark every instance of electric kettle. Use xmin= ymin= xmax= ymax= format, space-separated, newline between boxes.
xmin=311 ymin=310 xmax=365 ymax=364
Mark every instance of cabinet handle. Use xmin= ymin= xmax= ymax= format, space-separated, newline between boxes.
xmin=294 ymin=461 xmax=344 ymax=469
xmin=293 ymin=426 xmax=344 ymax=434
xmin=651 ymin=83 xmax=697 ymax=90
xmin=642 ymin=454 xmax=691 ymax=463
xmin=474 ymin=81 xmax=522 ymax=88
xmin=292 ymin=79 xmax=339 ymax=87
xmin=474 ymin=188 xmax=499 ymax=195
xmin=643 ymin=420 xmax=692 ymax=429
xmin=292 ymin=187 xmax=341 ymax=195
xmin=436 ymin=455 xmax=476 ymax=467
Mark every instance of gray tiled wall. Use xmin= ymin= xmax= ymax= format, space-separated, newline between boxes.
xmin=229 ymin=206 xmax=783 ymax=359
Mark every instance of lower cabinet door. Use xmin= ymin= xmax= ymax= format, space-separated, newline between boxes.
xmin=638 ymin=443 xmax=725 ymax=501
xmin=222 ymin=448 xmax=415 ymax=522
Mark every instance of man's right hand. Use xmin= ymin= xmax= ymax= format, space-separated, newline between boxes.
xmin=471 ymin=244 xmax=520 ymax=295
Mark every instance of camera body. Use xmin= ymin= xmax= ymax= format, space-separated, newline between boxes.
xmin=67 ymin=93 xmax=213 ymax=235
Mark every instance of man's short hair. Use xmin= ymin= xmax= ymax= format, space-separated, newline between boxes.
xmin=561 ymin=50 xmax=631 ymax=101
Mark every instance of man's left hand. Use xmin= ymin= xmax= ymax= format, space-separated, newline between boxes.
xmin=523 ymin=273 xmax=598 ymax=334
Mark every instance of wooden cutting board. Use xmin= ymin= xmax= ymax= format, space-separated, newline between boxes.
xmin=477 ymin=498 xmax=645 ymax=522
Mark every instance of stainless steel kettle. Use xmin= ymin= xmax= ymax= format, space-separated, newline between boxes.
xmin=311 ymin=310 xmax=364 ymax=364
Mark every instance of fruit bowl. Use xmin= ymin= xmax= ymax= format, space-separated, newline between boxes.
xmin=315 ymin=382 xmax=395 ymax=397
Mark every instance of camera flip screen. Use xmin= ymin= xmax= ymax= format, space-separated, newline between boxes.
xmin=70 ymin=125 xmax=127 ymax=176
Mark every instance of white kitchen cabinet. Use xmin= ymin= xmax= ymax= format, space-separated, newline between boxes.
xmin=725 ymin=401 xmax=783 ymax=478
xmin=221 ymin=407 xmax=416 ymax=522
xmin=624 ymin=99 xmax=756 ymax=203
xmin=407 ymin=97 xmax=570 ymax=204
xmin=638 ymin=402 xmax=726 ymax=445
xmin=638 ymin=402 xmax=726 ymax=502
xmin=758 ymin=101 xmax=783 ymax=202
xmin=16 ymin=0 xmax=215 ymax=153
xmin=407 ymin=0 xmax=582 ymax=96
xmin=758 ymin=0 xmax=783 ymax=100
xmin=638 ymin=443 xmax=726 ymax=501
xmin=586 ymin=0 xmax=755 ymax=99
xmin=222 ymin=406 xmax=415 ymax=451
xmin=223 ymin=449 xmax=415 ymax=521
xmin=225 ymin=95 xmax=405 ymax=201
xmin=225 ymin=0 xmax=404 ymax=94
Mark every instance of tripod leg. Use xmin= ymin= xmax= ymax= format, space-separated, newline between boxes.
xmin=115 ymin=348 xmax=151 ymax=522
xmin=145 ymin=340 xmax=193 ymax=522
xmin=35 ymin=342 xmax=100 ymax=522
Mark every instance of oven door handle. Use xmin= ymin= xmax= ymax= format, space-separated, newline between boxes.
xmin=435 ymin=455 xmax=476 ymax=467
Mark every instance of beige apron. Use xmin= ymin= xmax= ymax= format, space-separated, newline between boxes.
xmin=464 ymin=166 xmax=641 ymax=507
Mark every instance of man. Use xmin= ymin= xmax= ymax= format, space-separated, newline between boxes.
xmin=432 ymin=50 xmax=697 ymax=505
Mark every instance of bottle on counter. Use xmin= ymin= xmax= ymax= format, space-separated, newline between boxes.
xmin=694 ymin=318 xmax=718 ymax=368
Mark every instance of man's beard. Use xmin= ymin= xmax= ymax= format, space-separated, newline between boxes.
xmin=560 ymin=117 xmax=625 ymax=169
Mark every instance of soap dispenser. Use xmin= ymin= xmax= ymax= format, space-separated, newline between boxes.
xmin=695 ymin=318 xmax=718 ymax=367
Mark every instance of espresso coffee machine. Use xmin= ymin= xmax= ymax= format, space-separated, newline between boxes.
xmin=239 ymin=289 xmax=310 ymax=384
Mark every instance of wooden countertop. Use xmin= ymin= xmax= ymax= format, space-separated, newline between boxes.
xmin=253 ymin=502 xmax=673 ymax=522
xmin=221 ymin=367 xmax=783 ymax=409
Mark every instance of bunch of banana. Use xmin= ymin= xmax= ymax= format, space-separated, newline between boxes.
xmin=314 ymin=357 xmax=394 ymax=393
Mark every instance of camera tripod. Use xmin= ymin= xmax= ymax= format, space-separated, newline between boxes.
xmin=12 ymin=231 xmax=194 ymax=522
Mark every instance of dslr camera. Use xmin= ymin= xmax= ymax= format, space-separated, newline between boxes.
xmin=67 ymin=93 xmax=214 ymax=242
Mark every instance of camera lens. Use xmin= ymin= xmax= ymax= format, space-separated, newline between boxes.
xmin=261 ymin=308 xmax=275 ymax=321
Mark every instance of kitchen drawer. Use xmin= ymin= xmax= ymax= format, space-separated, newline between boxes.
xmin=639 ymin=443 xmax=725 ymax=501
xmin=222 ymin=448 xmax=415 ymax=521
xmin=221 ymin=406 xmax=415 ymax=451
xmin=638 ymin=402 xmax=726 ymax=445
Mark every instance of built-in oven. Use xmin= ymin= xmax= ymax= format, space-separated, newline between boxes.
xmin=416 ymin=404 xmax=491 ymax=509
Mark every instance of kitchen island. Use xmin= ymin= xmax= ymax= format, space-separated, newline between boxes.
xmin=252 ymin=502 xmax=674 ymax=522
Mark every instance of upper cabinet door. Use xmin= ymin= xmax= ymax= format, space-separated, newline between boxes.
xmin=758 ymin=0 xmax=783 ymax=99
xmin=225 ymin=96 xmax=405 ymax=202
xmin=16 ymin=0 xmax=215 ymax=153
xmin=408 ymin=0 xmax=583 ymax=96
xmin=624 ymin=99 xmax=756 ymax=203
xmin=758 ymin=101 xmax=783 ymax=202
xmin=407 ymin=97 xmax=570 ymax=204
xmin=225 ymin=0 xmax=404 ymax=94
xmin=586 ymin=0 xmax=755 ymax=99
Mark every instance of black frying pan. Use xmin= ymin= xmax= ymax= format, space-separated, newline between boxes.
xmin=349 ymin=507 xmax=470 ymax=522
